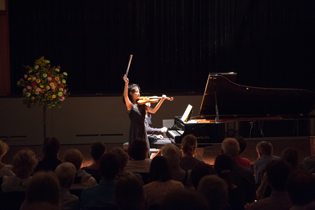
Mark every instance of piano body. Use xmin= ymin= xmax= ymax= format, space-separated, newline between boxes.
xmin=167 ymin=72 xmax=315 ymax=145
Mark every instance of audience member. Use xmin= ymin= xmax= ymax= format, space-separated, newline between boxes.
xmin=190 ymin=162 xmax=216 ymax=190
xmin=20 ymin=171 xmax=61 ymax=210
xmin=161 ymin=189 xmax=209 ymax=210
xmin=1 ymin=148 xmax=37 ymax=192
xmin=114 ymin=174 xmax=145 ymax=210
xmin=246 ymin=160 xmax=292 ymax=210
xmin=161 ymin=143 xmax=192 ymax=188
xmin=81 ymin=141 xmax=106 ymax=184
xmin=254 ymin=141 xmax=279 ymax=186
xmin=221 ymin=138 xmax=256 ymax=203
xmin=55 ymin=162 xmax=81 ymax=210
xmin=80 ymin=152 xmax=120 ymax=210
xmin=0 ymin=140 xmax=14 ymax=177
xmin=110 ymin=147 xmax=143 ymax=183
xmin=215 ymin=153 xmax=247 ymax=210
xmin=143 ymin=156 xmax=184 ymax=207
xmin=236 ymin=137 xmax=251 ymax=168
xmin=34 ymin=137 xmax=62 ymax=172
xmin=198 ymin=175 xmax=229 ymax=210
xmin=63 ymin=148 xmax=97 ymax=189
xmin=179 ymin=134 xmax=204 ymax=171
xmin=287 ymin=170 xmax=315 ymax=210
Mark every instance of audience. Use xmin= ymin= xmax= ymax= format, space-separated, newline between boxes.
xmin=80 ymin=152 xmax=120 ymax=210
xmin=236 ymin=137 xmax=251 ymax=168
xmin=0 ymin=140 xmax=13 ymax=177
xmin=126 ymin=139 xmax=151 ymax=173
xmin=221 ymin=138 xmax=256 ymax=203
xmin=143 ymin=156 xmax=185 ymax=207
xmin=63 ymin=148 xmax=97 ymax=189
xmin=1 ymin=148 xmax=37 ymax=192
xmin=198 ymin=175 xmax=229 ymax=210
xmin=55 ymin=162 xmax=81 ymax=210
xmin=214 ymin=153 xmax=247 ymax=210
xmin=245 ymin=159 xmax=292 ymax=210
xmin=81 ymin=141 xmax=106 ymax=184
xmin=179 ymin=134 xmax=204 ymax=171
xmin=20 ymin=171 xmax=61 ymax=210
xmin=114 ymin=174 xmax=145 ymax=210
xmin=254 ymin=141 xmax=279 ymax=186
xmin=190 ymin=162 xmax=216 ymax=190
xmin=34 ymin=137 xmax=62 ymax=172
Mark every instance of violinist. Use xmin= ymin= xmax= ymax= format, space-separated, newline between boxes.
xmin=123 ymin=74 xmax=166 ymax=149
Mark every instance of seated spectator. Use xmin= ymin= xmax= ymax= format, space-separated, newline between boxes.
xmin=161 ymin=189 xmax=209 ymax=210
xmin=214 ymin=154 xmax=247 ymax=210
xmin=114 ymin=175 xmax=145 ymax=210
xmin=110 ymin=147 xmax=143 ymax=183
xmin=198 ymin=175 xmax=229 ymax=210
xmin=254 ymin=141 xmax=279 ymax=186
xmin=81 ymin=141 xmax=106 ymax=183
xmin=34 ymin=137 xmax=62 ymax=172
xmin=179 ymin=134 xmax=204 ymax=171
xmin=161 ymin=143 xmax=192 ymax=188
xmin=0 ymin=140 xmax=14 ymax=177
xmin=20 ymin=171 xmax=60 ymax=210
xmin=80 ymin=152 xmax=120 ymax=210
xmin=143 ymin=156 xmax=184 ymax=207
xmin=126 ymin=139 xmax=151 ymax=173
xmin=190 ymin=162 xmax=216 ymax=190
xmin=287 ymin=170 xmax=315 ymax=210
xmin=221 ymin=138 xmax=256 ymax=203
xmin=246 ymin=160 xmax=292 ymax=210
xmin=62 ymin=148 xmax=97 ymax=189
xmin=236 ymin=137 xmax=251 ymax=168
xmin=1 ymin=148 xmax=37 ymax=192
xmin=55 ymin=162 xmax=80 ymax=210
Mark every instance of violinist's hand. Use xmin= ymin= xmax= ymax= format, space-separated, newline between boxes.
xmin=161 ymin=94 xmax=167 ymax=101
xmin=161 ymin=127 xmax=168 ymax=133
xmin=123 ymin=74 xmax=129 ymax=83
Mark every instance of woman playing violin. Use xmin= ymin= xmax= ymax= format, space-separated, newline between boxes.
xmin=123 ymin=74 xmax=166 ymax=149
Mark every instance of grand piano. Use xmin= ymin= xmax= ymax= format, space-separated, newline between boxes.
xmin=167 ymin=72 xmax=315 ymax=145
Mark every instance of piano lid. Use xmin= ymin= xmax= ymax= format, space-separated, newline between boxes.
xmin=199 ymin=72 xmax=315 ymax=117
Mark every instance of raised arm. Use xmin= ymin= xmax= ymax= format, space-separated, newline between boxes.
xmin=146 ymin=95 xmax=166 ymax=114
xmin=123 ymin=74 xmax=133 ymax=111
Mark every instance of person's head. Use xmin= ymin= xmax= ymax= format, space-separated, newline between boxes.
xmin=190 ymin=162 xmax=216 ymax=190
xmin=287 ymin=170 xmax=315 ymax=206
xmin=100 ymin=152 xmax=120 ymax=180
xmin=161 ymin=189 xmax=209 ymax=210
xmin=181 ymin=134 xmax=198 ymax=157
xmin=280 ymin=147 xmax=299 ymax=170
xmin=0 ymin=140 xmax=9 ymax=160
xmin=12 ymin=148 xmax=38 ymax=178
xmin=149 ymin=156 xmax=172 ymax=182
xmin=55 ymin=162 xmax=76 ymax=189
xmin=214 ymin=154 xmax=235 ymax=188
xmin=114 ymin=175 xmax=145 ymax=210
xmin=128 ymin=139 xmax=149 ymax=160
xmin=90 ymin=141 xmax=106 ymax=161
xmin=161 ymin=143 xmax=181 ymax=168
xmin=221 ymin=138 xmax=240 ymax=159
xmin=198 ymin=175 xmax=228 ymax=210
xmin=43 ymin=137 xmax=60 ymax=157
xmin=24 ymin=171 xmax=60 ymax=208
xmin=110 ymin=147 xmax=129 ymax=171
xmin=256 ymin=141 xmax=273 ymax=157
xmin=237 ymin=137 xmax=247 ymax=155
xmin=266 ymin=159 xmax=291 ymax=191
xmin=62 ymin=148 xmax=83 ymax=170
xmin=123 ymin=83 xmax=140 ymax=104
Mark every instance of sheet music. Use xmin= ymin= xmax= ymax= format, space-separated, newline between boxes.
xmin=181 ymin=104 xmax=193 ymax=122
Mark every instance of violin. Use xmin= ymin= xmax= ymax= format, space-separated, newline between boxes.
xmin=137 ymin=96 xmax=174 ymax=105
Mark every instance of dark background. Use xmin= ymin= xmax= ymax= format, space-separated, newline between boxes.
xmin=8 ymin=0 xmax=315 ymax=96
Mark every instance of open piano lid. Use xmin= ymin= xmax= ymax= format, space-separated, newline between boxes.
xmin=199 ymin=72 xmax=315 ymax=118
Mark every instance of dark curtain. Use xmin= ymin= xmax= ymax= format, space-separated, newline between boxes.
xmin=8 ymin=0 xmax=315 ymax=96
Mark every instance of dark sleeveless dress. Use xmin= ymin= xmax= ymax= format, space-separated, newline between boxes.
xmin=128 ymin=103 xmax=150 ymax=148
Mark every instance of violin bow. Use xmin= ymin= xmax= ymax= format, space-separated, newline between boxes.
xmin=125 ymin=54 xmax=133 ymax=77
